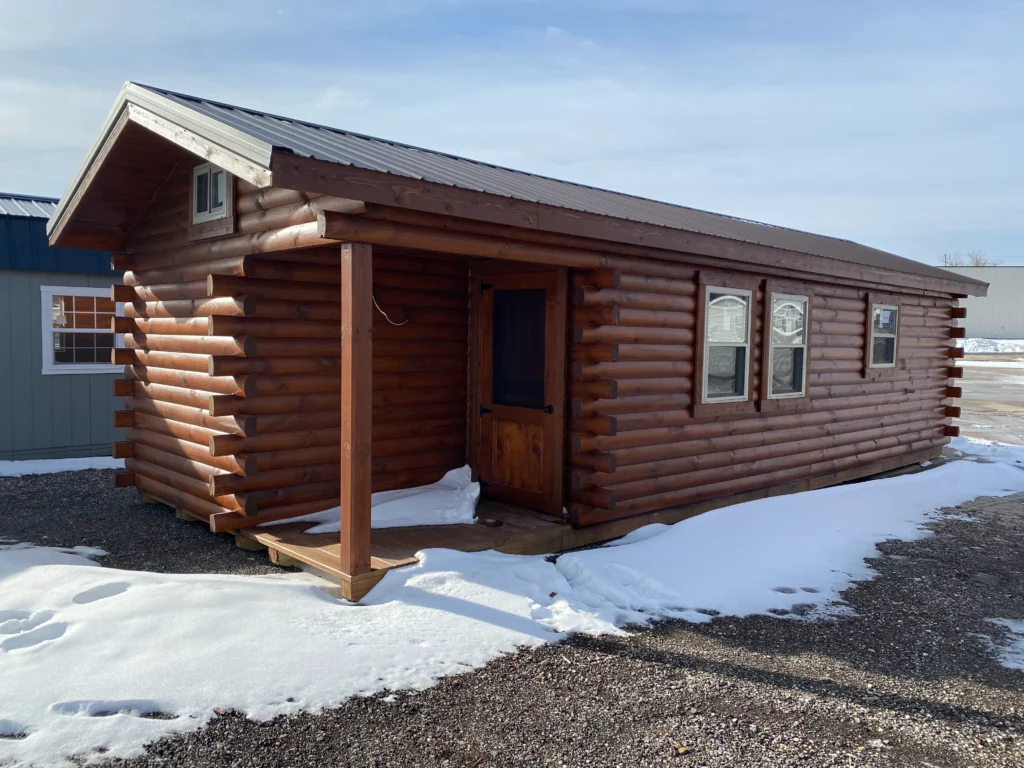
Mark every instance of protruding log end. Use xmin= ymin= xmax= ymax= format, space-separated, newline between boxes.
xmin=949 ymin=347 xmax=965 ymax=359
xmin=112 ymin=284 xmax=136 ymax=302
xmin=945 ymin=386 xmax=963 ymax=399
xmin=949 ymin=326 xmax=967 ymax=339
xmin=113 ymin=471 xmax=135 ymax=488
xmin=948 ymin=367 xmax=964 ymax=379
xmin=112 ymin=379 xmax=134 ymax=397
xmin=945 ymin=405 xmax=962 ymax=418
xmin=113 ymin=410 xmax=135 ymax=428
xmin=111 ymin=441 xmax=135 ymax=459
xmin=112 ymin=348 xmax=134 ymax=365
xmin=951 ymin=307 xmax=968 ymax=319
xmin=943 ymin=425 xmax=960 ymax=437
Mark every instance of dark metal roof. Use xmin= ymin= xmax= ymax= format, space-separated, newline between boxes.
xmin=52 ymin=82 xmax=987 ymax=291
xmin=0 ymin=193 xmax=58 ymax=219
xmin=0 ymin=194 xmax=115 ymax=274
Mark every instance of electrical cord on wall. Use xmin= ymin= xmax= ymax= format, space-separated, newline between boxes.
xmin=373 ymin=295 xmax=410 ymax=326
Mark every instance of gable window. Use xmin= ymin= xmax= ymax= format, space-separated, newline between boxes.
xmin=702 ymin=287 xmax=752 ymax=402
xmin=767 ymin=294 xmax=808 ymax=398
xmin=870 ymin=304 xmax=899 ymax=367
xmin=40 ymin=286 xmax=123 ymax=375
xmin=192 ymin=163 xmax=229 ymax=224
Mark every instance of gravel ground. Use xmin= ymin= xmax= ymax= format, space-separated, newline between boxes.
xmin=2 ymin=470 xmax=1024 ymax=767
xmin=0 ymin=470 xmax=279 ymax=575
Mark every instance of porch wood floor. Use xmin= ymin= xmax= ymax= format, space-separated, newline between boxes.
xmin=236 ymin=499 xmax=578 ymax=597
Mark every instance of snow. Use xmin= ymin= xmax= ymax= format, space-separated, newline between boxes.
xmin=261 ymin=465 xmax=480 ymax=533
xmin=983 ymin=619 xmax=1024 ymax=670
xmin=0 ymin=457 xmax=123 ymax=477
xmin=950 ymin=436 xmax=1024 ymax=467
xmin=958 ymin=338 xmax=1024 ymax=354
xmin=3 ymin=460 xmax=1024 ymax=766
xmin=957 ymin=359 xmax=1024 ymax=369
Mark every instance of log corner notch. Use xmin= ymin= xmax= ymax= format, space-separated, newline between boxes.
xmin=338 ymin=241 xmax=377 ymax=600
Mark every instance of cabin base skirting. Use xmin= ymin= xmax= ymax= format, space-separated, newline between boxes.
xmin=132 ymin=446 xmax=944 ymax=601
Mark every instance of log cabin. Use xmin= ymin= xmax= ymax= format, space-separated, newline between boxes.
xmin=47 ymin=83 xmax=986 ymax=599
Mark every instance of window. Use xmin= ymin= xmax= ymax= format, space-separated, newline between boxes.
xmin=767 ymin=294 xmax=808 ymax=398
xmin=40 ymin=286 xmax=123 ymax=375
xmin=870 ymin=304 xmax=899 ymax=367
xmin=702 ymin=287 xmax=752 ymax=402
xmin=192 ymin=163 xmax=229 ymax=224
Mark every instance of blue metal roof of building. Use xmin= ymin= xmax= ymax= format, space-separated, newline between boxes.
xmin=0 ymin=193 xmax=115 ymax=274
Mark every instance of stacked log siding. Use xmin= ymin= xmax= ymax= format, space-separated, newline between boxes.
xmin=114 ymin=170 xmax=469 ymax=531
xmin=567 ymin=266 xmax=956 ymax=527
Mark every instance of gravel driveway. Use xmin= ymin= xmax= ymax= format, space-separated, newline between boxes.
xmin=2 ymin=469 xmax=1024 ymax=767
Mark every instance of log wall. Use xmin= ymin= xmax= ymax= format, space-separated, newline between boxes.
xmin=567 ymin=267 xmax=957 ymax=526
xmin=113 ymin=167 xmax=468 ymax=531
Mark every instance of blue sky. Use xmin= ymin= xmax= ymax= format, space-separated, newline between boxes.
xmin=1 ymin=0 xmax=1021 ymax=265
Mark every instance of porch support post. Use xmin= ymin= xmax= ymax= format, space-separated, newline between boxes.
xmin=339 ymin=241 xmax=373 ymax=581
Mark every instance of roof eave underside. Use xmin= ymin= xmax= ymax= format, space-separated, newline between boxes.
xmin=46 ymin=83 xmax=275 ymax=240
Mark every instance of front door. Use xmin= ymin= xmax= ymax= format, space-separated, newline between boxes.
xmin=475 ymin=268 xmax=566 ymax=515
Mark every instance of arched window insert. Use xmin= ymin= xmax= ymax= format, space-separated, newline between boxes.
xmin=767 ymin=294 xmax=809 ymax=399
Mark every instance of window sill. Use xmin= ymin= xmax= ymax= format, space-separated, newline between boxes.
xmin=42 ymin=365 xmax=121 ymax=376
xmin=692 ymin=399 xmax=758 ymax=418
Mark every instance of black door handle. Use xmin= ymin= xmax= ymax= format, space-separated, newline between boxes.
xmin=543 ymin=404 xmax=554 ymax=414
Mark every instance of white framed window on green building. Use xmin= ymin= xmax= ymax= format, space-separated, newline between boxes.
xmin=39 ymin=286 xmax=123 ymax=375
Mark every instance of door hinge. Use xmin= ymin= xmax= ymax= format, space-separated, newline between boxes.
xmin=542 ymin=404 xmax=554 ymax=414
xmin=480 ymin=405 xmax=493 ymax=415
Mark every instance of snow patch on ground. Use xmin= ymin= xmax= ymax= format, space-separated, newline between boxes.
xmin=950 ymin=436 xmax=1024 ymax=467
xmin=0 ymin=457 xmax=124 ymax=477
xmin=554 ymin=461 xmax=1024 ymax=625
xmin=261 ymin=466 xmax=480 ymax=532
xmin=981 ymin=619 xmax=1024 ymax=670
xmin=958 ymin=338 xmax=1024 ymax=354
xmin=3 ymin=461 xmax=1024 ymax=766
xmin=958 ymin=359 xmax=1024 ymax=369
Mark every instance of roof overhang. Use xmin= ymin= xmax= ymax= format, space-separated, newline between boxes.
xmin=47 ymin=82 xmax=275 ymax=246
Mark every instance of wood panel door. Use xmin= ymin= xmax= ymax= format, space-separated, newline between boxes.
xmin=476 ymin=268 xmax=566 ymax=515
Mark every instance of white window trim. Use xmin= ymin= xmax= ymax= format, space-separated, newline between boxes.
xmin=767 ymin=293 xmax=809 ymax=399
xmin=702 ymin=285 xmax=752 ymax=404
xmin=39 ymin=286 xmax=124 ymax=375
xmin=869 ymin=303 xmax=899 ymax=369
xmin=192 ymin=162 xmax=229 ymax=224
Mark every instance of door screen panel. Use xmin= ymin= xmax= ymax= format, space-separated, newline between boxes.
xmin=492 ymin=288 xmax=546 ymax=409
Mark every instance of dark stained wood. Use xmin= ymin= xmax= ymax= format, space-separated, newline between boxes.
xmin=339 ymin=242 xmax=373 ymax=578
xmin=474 ymin=266 xmax=567 ymax=515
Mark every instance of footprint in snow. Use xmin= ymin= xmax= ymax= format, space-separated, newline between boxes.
xmin=0 ymin=719 xmax=29 ymax=739
xmin=0 ymin=610 xmax=54 ymax=635
xmin=50 ymin=700 xmax=177 ymax=719
xmin=0 ymin=621 xmax=68 ymax=651
xmin=72 ymin=582 xmax=130 ymax=605
xmin=772 ymin=587 xmax=799 ymax=594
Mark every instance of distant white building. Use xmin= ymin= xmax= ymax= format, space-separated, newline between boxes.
xmin=944 ymin=266 xmax=1024 ymax=339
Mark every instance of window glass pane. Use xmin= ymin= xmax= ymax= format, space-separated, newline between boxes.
xmin=872 ymin=336 xmax=896 ymax=365
xmin=772 ymin=298 xmax=806 ymax=345
xmin=73 ymin=296 xmax=95 ymax=312
xmin=195 ymin=170 xmax=210 ymax=214
xmin=707 ymin=293 xmax=748 ymax=343
xmin=96 ymin=297 xmax=115 ymax=313
xmin=211 ymin=170 xmax=224 ymax=210
xmin=873 ymin=307 xmax=897 ymax=334
xmin=772 ymin=347 xmax=805 ymax=395
xmin=52 ymin=296 xmax=69 ymax=328
xmin=706 ymin=345 xmax=746 ymax=398
xmin=54 ymin=333 xmax=73 ymax=363
xmin=492 ymin=288 xmax=546 ymax=409
xmin=51 ymin=331 xmax=115 ymax=366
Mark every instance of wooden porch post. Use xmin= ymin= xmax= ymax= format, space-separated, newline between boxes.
xmin=340 ymin=242 xmax=372 ymax=583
